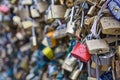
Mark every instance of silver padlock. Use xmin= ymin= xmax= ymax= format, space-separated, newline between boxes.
xmin=69 ymin=61 xmax=83 ymax=80
xmin=66 ymin=6 xmax=75 ymax=35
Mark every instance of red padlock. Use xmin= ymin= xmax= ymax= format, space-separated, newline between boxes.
xmin=0 ymin=5 xmax=9 ymax=14
xmin=71 ymin=43 xmax=91 ymax=63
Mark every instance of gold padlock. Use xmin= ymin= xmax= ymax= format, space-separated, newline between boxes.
xmin=100 ymin=17 xmax=120 ymax=35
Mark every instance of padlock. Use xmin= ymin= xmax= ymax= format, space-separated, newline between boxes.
xmin=22 ymin=20 xmax=39 ymax=29
xmin=37 ymin=1 xmax=48 ymax=13
xmin=115 ymin=60 xmax=120 ymax=79
xmin=88 ymin=77 xmax=97 ymax=80
xmin=11 ymin=0 xmax=18 ymax=4
xmin=50 ymin=5 xmax=66 ymax=19
xmin=100 ymin=17 xmax=120 ymax=35
xmin=19 ymin=6 xmax=30 ymax=20
xmin=66 ymin=0 xmax=74 ymax=8
xmin=98 ymin=49 xmax=115 ymax=66
xmin=20 ymin=43 xmax=31 ymax=53
xmin=66 ymin=7 xmax=75 ymax=35
xmin=30 ymin=5 xmax=40 ymax=18
xmin=13 ymin=16 xmax=21 ymax=23
xmin=26 ymin=73 xmax=35 ymax=80
xmin=87 ymin=4 xmax=96 ymax=16
xmin=103 ymin=37 xmax=119 ymax=44
xmin=15 ymin=32 xmax=24 ymax=40
xmin=0 ymin=5 xmax=9 ymax=14
xmin=31 ymin=26 xmax=37 ymax=46
xmin=20 ymin=57 xmax=29 ymax=72
xmin=59 ymin=0 xmax=65 ymax=5
xmin=69 ymin=62 xmax=83 ymax=80
xmin=62 ymin=55 xmax=77 ymax=72
xmin=71 ymin=43 xmax=91 ymax=62
xmin=100 ymin=70 xmax=114 ymax=80
xmin=21 ymin=0 xmax=33 ymax=5
xmin=107 ymin=0 xmax=120 ymax=21
xmin=42 ymin=46 xmax=54 ymax=60
xmin=86 ymin=39 xmax=109 ymax=54
xmin=15 ymin=71 xmax=24 ymax=80
xmin=64 ymin=9 xmax=71 ymax=20
xmin=53 ymin=20 xmax=67 ymax=39
xmin=42 ymin=31 xmax=57 ymax=48
xmin=91 ymin=61 xmax=109 ymax=72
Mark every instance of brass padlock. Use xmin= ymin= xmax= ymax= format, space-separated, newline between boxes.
xmin=91 ymin=61 xmax=109 ymax=72
xmin=100 ymin=17 xmax=120 ymax=35
xmin=86 ymin=39 xmax=109 ymax=54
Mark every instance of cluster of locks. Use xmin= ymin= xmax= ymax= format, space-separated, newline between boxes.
xmin=0 ymin=0 xmax=120 ymax=80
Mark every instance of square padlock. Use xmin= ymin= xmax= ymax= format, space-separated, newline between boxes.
xmin=86 ymin=39 xmax=109 ymax=54
xmin=100 ymin=17 xmax=120 ymax=35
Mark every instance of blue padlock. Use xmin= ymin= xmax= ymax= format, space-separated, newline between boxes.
xmin=107 ymin=0 xmax=120 ymax=21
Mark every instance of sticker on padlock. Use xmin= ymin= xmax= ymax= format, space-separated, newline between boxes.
xmin=100 ymin=17 xmax=120 ymax=35
xmin=86 ymin=39 xmax=109 ymax=54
